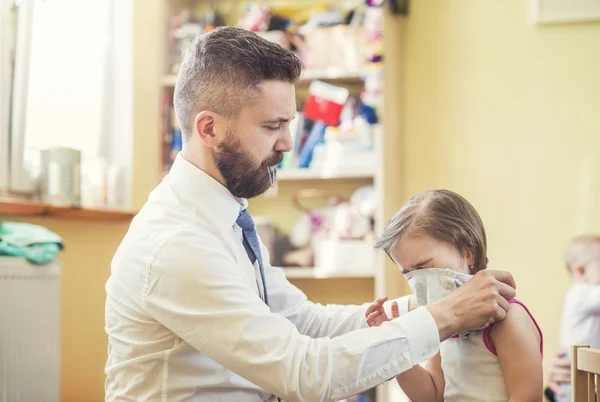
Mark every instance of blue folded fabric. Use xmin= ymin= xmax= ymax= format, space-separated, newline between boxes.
xmin=0 ymin=221 xmax=63 ymax=264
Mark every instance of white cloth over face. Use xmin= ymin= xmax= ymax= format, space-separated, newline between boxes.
xmin=405 ymin=268 xmax=485 ymax=338
xmin=404 ymin=268 xmax=473 ymax=307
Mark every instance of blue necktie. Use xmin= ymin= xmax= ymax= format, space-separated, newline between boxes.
xmin=237 ymin=210 xmax=281 ymax=402
xmin=236 ymin=209 xmax=269 ymax=306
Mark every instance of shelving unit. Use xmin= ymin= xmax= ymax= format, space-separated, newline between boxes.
xmin=282 ymin=266 xmax=375 ymax=279
xmin=162 ymin=74 xmax=177 ymax=87
xmin=0 ymin=199 xmax=135 ymax=221
xmin=157 ymin=2 xmax=384 ymax=304
xmin=277 ymin=167 xmax=374 ymax=181
xmin=298 ymin=67 xmax=365 ymax=83
xmin=161 ymin=68 xmax=366 ymax=89
xmin=157 ymin=0 xmax=387 ymax=306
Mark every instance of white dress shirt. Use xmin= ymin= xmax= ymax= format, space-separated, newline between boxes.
xmin=104 ymin=154 xmax=439 ymax=402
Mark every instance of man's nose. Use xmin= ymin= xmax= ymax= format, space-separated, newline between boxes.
xmin=275 ymin=127 xmax=293 ymax=153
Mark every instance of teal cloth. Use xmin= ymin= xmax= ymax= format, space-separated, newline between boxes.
xmin=0 ymin=221 xmax=63 ymax=264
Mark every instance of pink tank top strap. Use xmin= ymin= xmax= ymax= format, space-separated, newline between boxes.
xmin=482 ymin=298 xmax=544 ymax=357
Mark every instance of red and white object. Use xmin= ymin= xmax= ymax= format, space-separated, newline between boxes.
xmin=303 ymin=80 xmax=349 ymax=126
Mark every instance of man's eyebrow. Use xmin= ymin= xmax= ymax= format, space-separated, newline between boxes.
xmin=261 ymin=116 xmax=295 ymax=124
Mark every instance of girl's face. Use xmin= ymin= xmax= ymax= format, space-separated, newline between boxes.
xmin=390 ymin=233 xmax=473 ymax=275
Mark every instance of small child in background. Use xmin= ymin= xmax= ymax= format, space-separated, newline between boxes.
xmin=368 ymin=189 xmax=543 ymax=402
xmin=556 ymin=235 xmax=600 ymax=402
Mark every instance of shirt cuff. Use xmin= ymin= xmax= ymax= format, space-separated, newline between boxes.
xmin=357 ymin=302 xmax=371 ymax=329
xmin=394 ymin=306 xmax=440 ymax=365
xmin=384 ymin=295 xmax=411 ymax=317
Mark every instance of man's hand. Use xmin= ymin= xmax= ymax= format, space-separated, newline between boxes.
xmin=425 ymin=270 xmax=516 ymax=340
xmin=546 ymin=348 xmax=571 ymax=395
xmin=366 ymin=296 xmax=399 ymax=327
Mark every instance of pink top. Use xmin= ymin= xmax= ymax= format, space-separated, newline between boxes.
xmin=441 ymin=298 xmax=543 ymax=401
xmin=482 ymin=298 xmax=544 ymax=356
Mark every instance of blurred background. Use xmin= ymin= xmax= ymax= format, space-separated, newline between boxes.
xmin=1 ymin=0 xmax=599 ymax=401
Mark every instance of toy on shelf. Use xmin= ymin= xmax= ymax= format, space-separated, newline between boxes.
xmin=237 ymin=3 xmax=270 ymax=32
xmin=303 ymin=81 xmax=349 ymax=127
xmin=276 ymin=186 xmax=376 ymax=274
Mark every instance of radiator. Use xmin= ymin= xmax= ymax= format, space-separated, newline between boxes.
xmin=0 ymin=257 xmax=60 ymax=402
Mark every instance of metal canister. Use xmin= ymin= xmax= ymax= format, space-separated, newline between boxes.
xmin=40 ymin=147 xmax=81 ymax=207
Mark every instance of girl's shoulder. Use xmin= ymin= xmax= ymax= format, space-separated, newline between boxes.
xmin=484 ymin=299 xmax=543 ymax=357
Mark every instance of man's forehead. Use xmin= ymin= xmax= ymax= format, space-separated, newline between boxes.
xmin=247 ymin=80 xmax=296 ymax=118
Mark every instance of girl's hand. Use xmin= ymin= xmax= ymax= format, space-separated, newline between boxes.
xmin=366 ymin=297 xmax=399 ymax=327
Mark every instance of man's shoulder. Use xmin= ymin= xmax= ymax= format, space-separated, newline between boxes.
xmin=121 ymin=215 xmax=223 ymax=260
xmin=109 ymin=214 xmax=232 ymax=304
xmin=114 ymin=201 xmax=227 ymax=272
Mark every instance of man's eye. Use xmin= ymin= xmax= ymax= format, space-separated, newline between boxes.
xmin=265 ymin=126 xmax=280 ymax=132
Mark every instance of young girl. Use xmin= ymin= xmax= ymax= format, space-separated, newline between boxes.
xmin=370 ymin=189 xmax=543 ymax=402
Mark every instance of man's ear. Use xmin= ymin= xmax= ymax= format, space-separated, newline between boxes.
xmin=194 ymin=111 xmax=219 ymax=148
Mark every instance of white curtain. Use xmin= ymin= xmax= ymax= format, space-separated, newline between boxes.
xmin=0 ymin=0 xmax=16 ymax=193
xmin=5 ymin=0 xmax=133 ymax=208
xmin=23 ymin=0 xmax=110 ymax=154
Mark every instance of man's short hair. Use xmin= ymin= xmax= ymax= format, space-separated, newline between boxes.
xmin=173 ymin=26 xmax=302 ymax=139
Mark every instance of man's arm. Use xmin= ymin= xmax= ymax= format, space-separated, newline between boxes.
xmin=263 ymin=254 xmax=373 ymax=338
xmin=143 ymin=232 xmax=440 ymax=402
xmin=388 ymin=271 xmax=518 ymax=340
xmin=263 ymin=243 xmax=413 ymax=338
xmin=262 ymin=240 xmax=517 ymax=340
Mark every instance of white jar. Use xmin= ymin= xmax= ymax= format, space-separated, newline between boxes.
xmin=40 ymin=147 xmax=81 ymax=207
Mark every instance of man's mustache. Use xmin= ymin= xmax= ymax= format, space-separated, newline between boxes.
xmin=263 ymin=152 xmax=283 ymax=167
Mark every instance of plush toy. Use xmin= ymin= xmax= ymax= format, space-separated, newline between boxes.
xmin=237 ymin=3 xmax=270 ymax=32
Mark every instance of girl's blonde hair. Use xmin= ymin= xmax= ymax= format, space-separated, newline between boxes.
xmin=374 ymin=189 xmax=488 ymax=273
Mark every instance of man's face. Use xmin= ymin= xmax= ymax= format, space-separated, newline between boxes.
xmin=213 ymin=80 xmax=296 ymax=199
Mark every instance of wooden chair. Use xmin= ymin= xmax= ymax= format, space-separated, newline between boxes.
xmin=572 ymin=345 xmax=600 ymax=402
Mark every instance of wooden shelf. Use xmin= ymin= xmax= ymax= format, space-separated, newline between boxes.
xmin=277 ymin=167 xmax=374 ymax=181
xmin=0 ymin=200 xmax=135 ymax=222
xmin=297 ymin=68 xmax=366 ymax=85
xmin=162 ymin=74 xmax=177 ymax=87
xmin=282 ymin=267 xmax=374 ymax=279
xmin=161 ymin=68 xmax=365 ymax=88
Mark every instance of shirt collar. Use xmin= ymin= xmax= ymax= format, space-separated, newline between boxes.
xmin=169 ymin=153 xmax=247 ymax=231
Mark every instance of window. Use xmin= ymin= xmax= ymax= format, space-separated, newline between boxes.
xmin=0 ymin=0 xmax=16 ymax=192
xmin=1 ymin=0 xmax=133 ymax=210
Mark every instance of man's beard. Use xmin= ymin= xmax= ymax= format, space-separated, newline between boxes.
xmin=213 ymin=131 xmax=283 ymax=199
